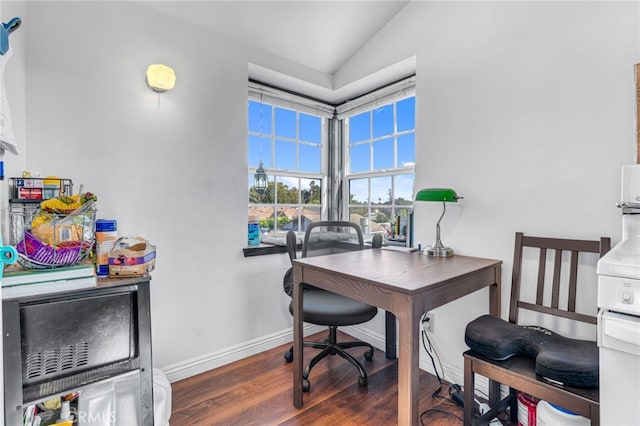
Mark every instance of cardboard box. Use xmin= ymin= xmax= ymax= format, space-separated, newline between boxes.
xmin=18 ymin=187 xmax=43 ymax=200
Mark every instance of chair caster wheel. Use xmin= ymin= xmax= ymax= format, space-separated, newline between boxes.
xmin=364 ymin=350 xmax=374 ymax=361
xmin=303 ymin=379 xmax=310 ymax=392
xmin=358 ymin=376 xmax=368 ymax=387
xmin=284 ymin=350 xmax=293 ymax=363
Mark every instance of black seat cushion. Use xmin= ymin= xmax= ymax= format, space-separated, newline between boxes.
xmin=465 ymin=315 xmax=598 ymax=388
xmin=288 ymin=288 xmax=377 ymax=326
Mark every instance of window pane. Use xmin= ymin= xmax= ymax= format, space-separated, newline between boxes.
xmin=397 ymin=133 xmax=415 ymax=167
xmin=373 ymin=137 xmax=394 ymax=170
xmin=372 ymin=207 xmax=393 ymax=229
xmin=373 ymin=104 xmax=394 ymax=138
xmin=349 ymin=206 xmax=369 ymax=225
xmin=278 ymin=207 xmax=300 ymax=232
xmin=272 ymin=206 xmax=291 ymax=233
xmin=276 ymin=176 xmax=299 ymax=204
xmin=249 ymin=174 xmax=274 ymax=204
xmin=349 ymin=178 xmax=369 ymax=205
xmin=299 ymin=114 xmax=321 ymax=143
xmin=394 ymin=174 xmax=415 ymax=205
xmin=370 ymin=176 xmax=392 ymax=206
xmin=349 ymin=112 xmax=370 ymax=143
xmin=274 ymin=139 xmax=296 ymax=170
xmin=249 ymin=205 xmax=274 ymax=236
xmin=350 ymin=143 xmax=370 ymax=173
xmin=275 ymin=107 xmax=296 ymax=139
xmin=397 ymin=97 xmax=415 ymax=132
xmin=301 ymin=206 xmax=321 ymax=232
xmin=299 ymin=144 xmax=321 ymax=173
xmin=248 ymin=135 xmax=271 ymax=168
xmin=248 ymin=101 xmax=272 ymax=134
xmin=300 ymin=178 xmax=321 ymax=205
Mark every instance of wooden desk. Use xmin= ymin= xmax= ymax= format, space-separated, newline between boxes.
xmin=292 ymin=249 xmax=501 ymax=426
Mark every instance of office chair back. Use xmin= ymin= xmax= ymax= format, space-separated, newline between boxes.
xmin=283 ymin=221 xmax=379 ymax=297
xmin=302 ymin=221 xmax=364 ymax=258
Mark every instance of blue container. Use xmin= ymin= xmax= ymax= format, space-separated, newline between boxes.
xmin=248 ymin=215 xmax=260 ymax=246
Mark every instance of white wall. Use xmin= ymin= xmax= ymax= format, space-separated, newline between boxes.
xmin=1 ymin=0 xmax=26 ymax=419
xmin=339 ymin=0 xmax=639 ymax=382
xmin=4 ymin=0 xmax=639 ymax=389
xmin=19 ymin=1 xmax=299 ymax=375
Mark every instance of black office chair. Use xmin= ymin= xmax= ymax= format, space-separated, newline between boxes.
xmin=283 ymin=221 xmax=382 ymax=392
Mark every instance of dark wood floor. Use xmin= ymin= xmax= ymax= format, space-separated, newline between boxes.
xmin=171 ymin=331 xmax=469 ymax=425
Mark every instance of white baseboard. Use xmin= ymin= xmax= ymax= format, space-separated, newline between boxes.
xmin=162 ymin=324 xmax=323 ymax=383
xmin=342 ymin=324 xmax=386 ymax=351
xmin=163 ymin=323 xmax=492 ymax=400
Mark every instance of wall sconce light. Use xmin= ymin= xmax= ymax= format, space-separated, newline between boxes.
xmin=415 ymin=188 xmax=463 ymax=257
xmin=146 ymin=64 xmax=176 ymax=92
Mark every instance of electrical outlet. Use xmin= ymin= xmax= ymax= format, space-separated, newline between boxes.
xmin=425 ymin=312 xmax=435 ymax=332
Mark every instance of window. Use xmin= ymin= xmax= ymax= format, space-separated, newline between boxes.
xmin=339 ymin=79 xmax=416 ymax=241
xmin=247 ymin=77 xmax=415 ymax=250
xmin=248 ymin=85 xmax=332 ymax=237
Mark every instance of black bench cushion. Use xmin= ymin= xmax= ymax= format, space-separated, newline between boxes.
xmin=465 ymin=315 xmax=598 ymax=388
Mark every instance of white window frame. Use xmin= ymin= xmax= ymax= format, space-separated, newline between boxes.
xmin=248 ymin=83 xmax=333 ymax=236
xmin=337 ymin=77 xmax=416 ymax=237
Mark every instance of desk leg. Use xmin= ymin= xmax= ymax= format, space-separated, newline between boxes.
xmin=396 ymin=295 xmax=420 ymax=426
xmin=292 ymin=264 xmax=304 ymax=409
xmin=489 ymin=266 xmax=501 ymax=317
xmin=385 ymin=311 xmax=397 ymax=359
xmin=488 ymin=266 xmax=502 ymax=408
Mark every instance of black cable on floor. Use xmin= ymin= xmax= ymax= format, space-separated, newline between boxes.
xmin=420 ymin=407 xmax=463 ymax=425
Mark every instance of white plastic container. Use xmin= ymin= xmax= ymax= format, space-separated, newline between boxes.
xmin=537 ymin=400 xmax=589 ymax=426
xmin=153 ymin=368 xmax=172 ymax=426
xmin=77 ymin=368 xmax=171 ymax=425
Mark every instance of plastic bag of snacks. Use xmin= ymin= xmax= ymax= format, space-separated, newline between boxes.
xmin=108 ymin=236 xmax=156 ymax=277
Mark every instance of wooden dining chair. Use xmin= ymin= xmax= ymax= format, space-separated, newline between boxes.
xmin=463 ymin=232 xmax=611 ymax=426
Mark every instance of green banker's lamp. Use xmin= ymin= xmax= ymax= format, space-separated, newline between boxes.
xmin=415 ymin=188 xmax=463 ymax=257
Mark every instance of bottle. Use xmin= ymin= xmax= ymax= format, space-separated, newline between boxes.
xmin=248 ymin=215 xmax=260 ymax=246
xmin=517 ymin=391 xmax=539 ymax=426
xmin=95 ymin=219 xmax=117 ymax=276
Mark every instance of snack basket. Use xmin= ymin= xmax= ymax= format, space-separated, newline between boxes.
xmin=8 ymin=200 xmax=97 ymax=270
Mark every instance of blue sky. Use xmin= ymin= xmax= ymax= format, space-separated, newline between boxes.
xmin=248 ymin=96 xmax=415 ymax=204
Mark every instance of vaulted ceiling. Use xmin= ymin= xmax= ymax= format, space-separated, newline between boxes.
xmin=139 ymin=1 xmax=412 ymax=102
xmin=140 ymin=1 xmax=409 ymax=75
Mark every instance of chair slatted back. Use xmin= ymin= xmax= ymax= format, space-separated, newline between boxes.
xmin=508 ymin=232 xmax=611 ymax=325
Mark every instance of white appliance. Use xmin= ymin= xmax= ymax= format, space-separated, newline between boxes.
xmin=597 ymin=164 xmax=640 ymax=426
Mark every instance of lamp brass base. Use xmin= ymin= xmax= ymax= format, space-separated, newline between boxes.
xmin=425 ymin=245 xmax=454 ymax=257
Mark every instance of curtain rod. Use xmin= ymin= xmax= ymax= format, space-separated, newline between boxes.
xmin=248 ymin=73 xmax=416 ymax=110
xmin=249 ymin=78 xmax=334 ymax=108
